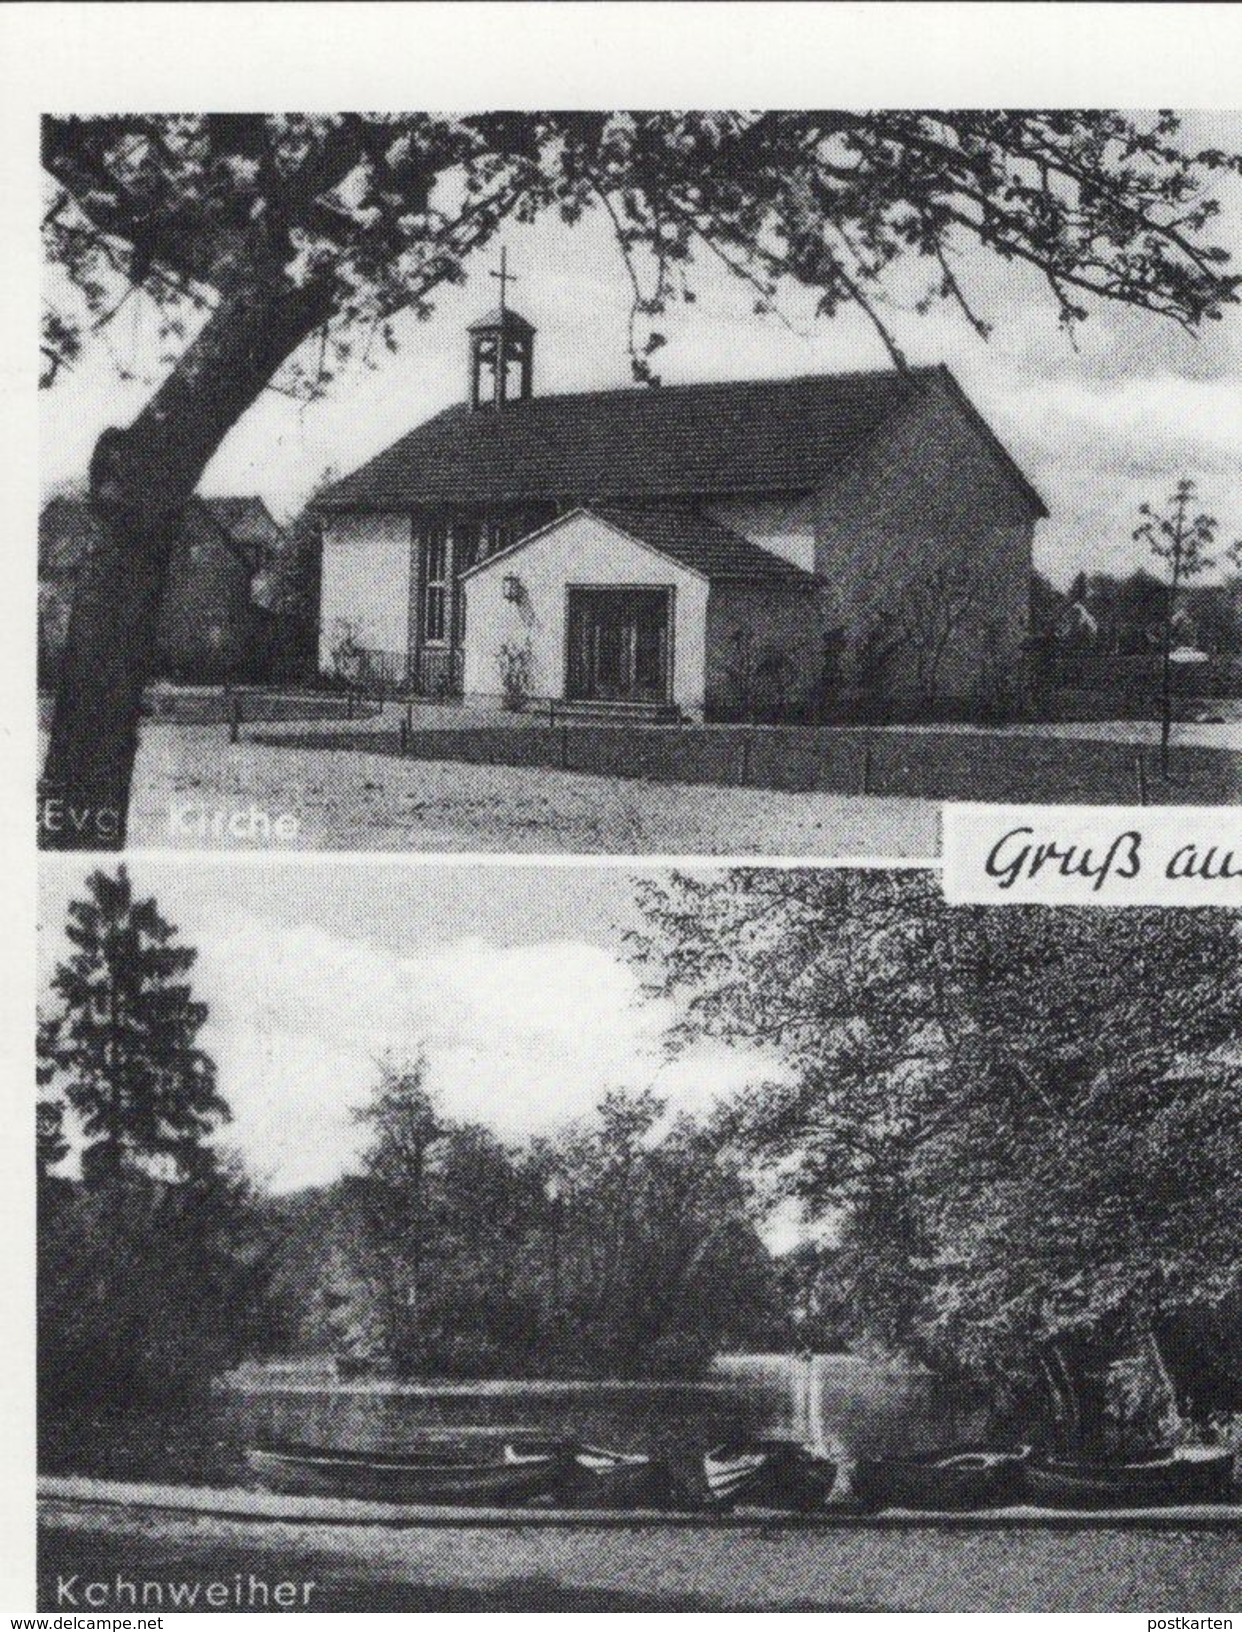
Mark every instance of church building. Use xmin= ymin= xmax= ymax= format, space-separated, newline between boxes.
xmin=317 ymin=297 xmax=1045 ymax=721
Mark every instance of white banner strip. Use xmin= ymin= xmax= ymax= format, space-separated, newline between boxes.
xmin=942 ymin=804 xmax=1242 ymax=907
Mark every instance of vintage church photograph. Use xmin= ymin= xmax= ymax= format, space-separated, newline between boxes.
xmin=38 ymin=110 xmax=1242 ymax=852
xmin=316 ymin=276 xmax=1043 ymax=724
xmin=18 ymin=0 xmax=1242 ymax=1605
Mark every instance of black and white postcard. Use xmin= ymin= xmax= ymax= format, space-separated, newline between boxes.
xmin=31 ymin=858 xmax=1242 ymax=1610
xmin=7 ymin=0 xmax=1242 ymax=1618
xmin=34 ymin=96 xmax=1242 ymax=857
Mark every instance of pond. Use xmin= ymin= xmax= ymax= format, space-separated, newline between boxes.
xmin=44 ymin=1353 xmax=981 ymax=1488
xmin=712 ymin=1352 xmax=983 ymax=1459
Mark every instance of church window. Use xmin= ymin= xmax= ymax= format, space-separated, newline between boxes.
xmin=488 ymin=518 xmax=515 ymax=556
xmin=453 ymin=520 xmax=482 ymax=572
xmin=503 ymin=349 xmax=526 ymax=404
xmin=422 ymin=524 xmax=449 ymax=643
xmin=472 ymin=334 xmax=499 ymax=410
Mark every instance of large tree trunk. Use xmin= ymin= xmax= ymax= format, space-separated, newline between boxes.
xmin=39 ymin=276 xmax=334 ymax=850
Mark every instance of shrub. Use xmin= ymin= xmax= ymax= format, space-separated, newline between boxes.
xmin=497 ymin=641 xmax=534 ymax=710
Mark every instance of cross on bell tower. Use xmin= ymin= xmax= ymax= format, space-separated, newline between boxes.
xmin=491 ymin=246 xmax=517 ymax=313
xmin=468 ymin=249 xmax=535 ymax=410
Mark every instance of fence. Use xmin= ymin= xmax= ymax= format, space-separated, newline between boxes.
xmin=134 ymin=684 xmax=384 ymax=730
xmin=255 ymin=719 xmax=1242 ymax=806
xmin=1046 ymin=653 xmax=1242 ymax=702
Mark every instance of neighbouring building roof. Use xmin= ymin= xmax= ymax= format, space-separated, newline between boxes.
xmin=39 ymin=495 xmax=223 ymax=582
xmin=317 ymin=362 xmax=1047 ymax=517
xmin=462 ymin=503 xmax=822 ymax=589
xmin=39 ymin=495 xmax=285 ymax=581
xmin=200 ymin=496 xmax=286 ymax=561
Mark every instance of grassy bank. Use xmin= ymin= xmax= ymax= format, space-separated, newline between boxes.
xmin=39 ymin=1505 xmax=1242 ymax=1612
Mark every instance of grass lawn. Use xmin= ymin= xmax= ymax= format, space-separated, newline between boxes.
xmin=40 ymin=713 xmax=1240 ymax=855
xmin=39 ymin=1504 xmax=1242 ymax=1612
xmin=115 ymin=726 xmax=941 ymax=856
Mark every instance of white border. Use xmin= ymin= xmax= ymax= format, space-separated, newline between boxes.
xmin=6 ymin=2 xmax=1242 ymax=1617
xmin=11 ymin=3 xmax=1242 ymax=112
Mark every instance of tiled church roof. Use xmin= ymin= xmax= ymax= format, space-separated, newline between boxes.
xmin=319 ymin=363 xmax=1044 ymax=515
xmin=593 ymin=505 xmax=821 ymax=587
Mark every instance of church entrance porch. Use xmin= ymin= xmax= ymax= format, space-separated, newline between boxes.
xmin=460 ymin=507 xmax=816 ymax=721
xmin=565 ymin=587 xmax=673 ymax=706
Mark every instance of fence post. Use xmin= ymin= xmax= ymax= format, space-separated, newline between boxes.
xmin=399 ymin=705 xmax=411 ymax=756
xmin=737 ymin=734 xmax=751 ymax=787
xmin=861 ymin=736 xmax=873 ymax=795
xmin=561 ymin=723 xmax=571 ymax=772
xmin=1135 ymin=751 xmax=1149 ymax=807
xmin=227 ymin=686 xmax=241 ymax=745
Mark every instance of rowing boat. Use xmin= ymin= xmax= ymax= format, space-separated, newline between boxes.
xmin=245 ymin=1440 xmax=568 ymax=1505
xmin=506 ymin=1439 xmax=684 ymax=1508
xmin=703 ymin=1439 xmax=837 ymax=1510
xmin=1024 ymin=1446 xmax=1234 ymax=1508
xmin=850 ymin=1446 xmax=1030 ymax=1512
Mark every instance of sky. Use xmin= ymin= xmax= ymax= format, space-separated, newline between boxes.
xmin=37 ymin=860 xmax=786 ymax=1195
xmin=40 ymin=112 xmax=1242 ymax=589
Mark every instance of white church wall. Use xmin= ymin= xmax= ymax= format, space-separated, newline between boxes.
xmin=461 ymin=511 xmax=709 ymax=714
xmin=318 ymin=512 xmax=413 ymax=675
xmin=705 ymin=494 xmax=817 ymax=572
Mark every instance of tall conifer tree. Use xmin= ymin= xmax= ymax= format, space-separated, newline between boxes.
xmin=39 ymin=866 xmax=228 ymax=1184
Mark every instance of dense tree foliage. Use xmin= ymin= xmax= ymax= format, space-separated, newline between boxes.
xmin=38 ymin=1159 xmax=277 ymax=1431
xmin=39 ymin=111 xmax=1242 ymax=844
xmin=320 ymin=1068 xmax=786 ymax=1378
xmin=38 ymin=866 xmax=228 ymax=1183
xmin=38 ymin=871 xmax=278 ymax=1438
xmin=330 ymin=1060 xmax=548 ymax=1375
xmin=261 ymin=472 xmax=334 ymax=676
xmin=632 ymin=870 xmax=1242 ymax=1446
xmin=533 ymin=1088 xmax=786 ymax=1376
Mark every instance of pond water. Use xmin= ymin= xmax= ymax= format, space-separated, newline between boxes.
xmin=45 ymin=1353 xmax=980 ymax=1487
xmin=712 ymin=1353 xmax=982 ymax=1458
xmin=218 ymin=1353 xmax=976 ymax=1468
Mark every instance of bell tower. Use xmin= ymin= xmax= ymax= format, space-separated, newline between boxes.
xmin=468 ymin=249 xmax=534 ymax=410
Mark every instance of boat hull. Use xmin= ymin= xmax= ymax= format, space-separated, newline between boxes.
xmin=851 ymin=1448 xmax=1030 ymax=1512
xmin=704 ymin=1440 xmax=837 ymax=1511
xmin=505 ymin=1441 xmax=685 ymax=1509
xmin=1025 ymin=1449 xmax=1235 ymax=1509
xmin=246 ymin=1443 xmax=565 ymax=1506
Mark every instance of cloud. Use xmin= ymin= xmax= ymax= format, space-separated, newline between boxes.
xmin=1016 ymin=376 xmax=1242 ymax=468
xmin=948 ymin=363 xmax=1242 ymax=583
xmin=190 ymin=909 xmax=773 ymax=1191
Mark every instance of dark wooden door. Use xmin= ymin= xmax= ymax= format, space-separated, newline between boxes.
xmin=566 ymin=588 xmax=671 ymax=703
